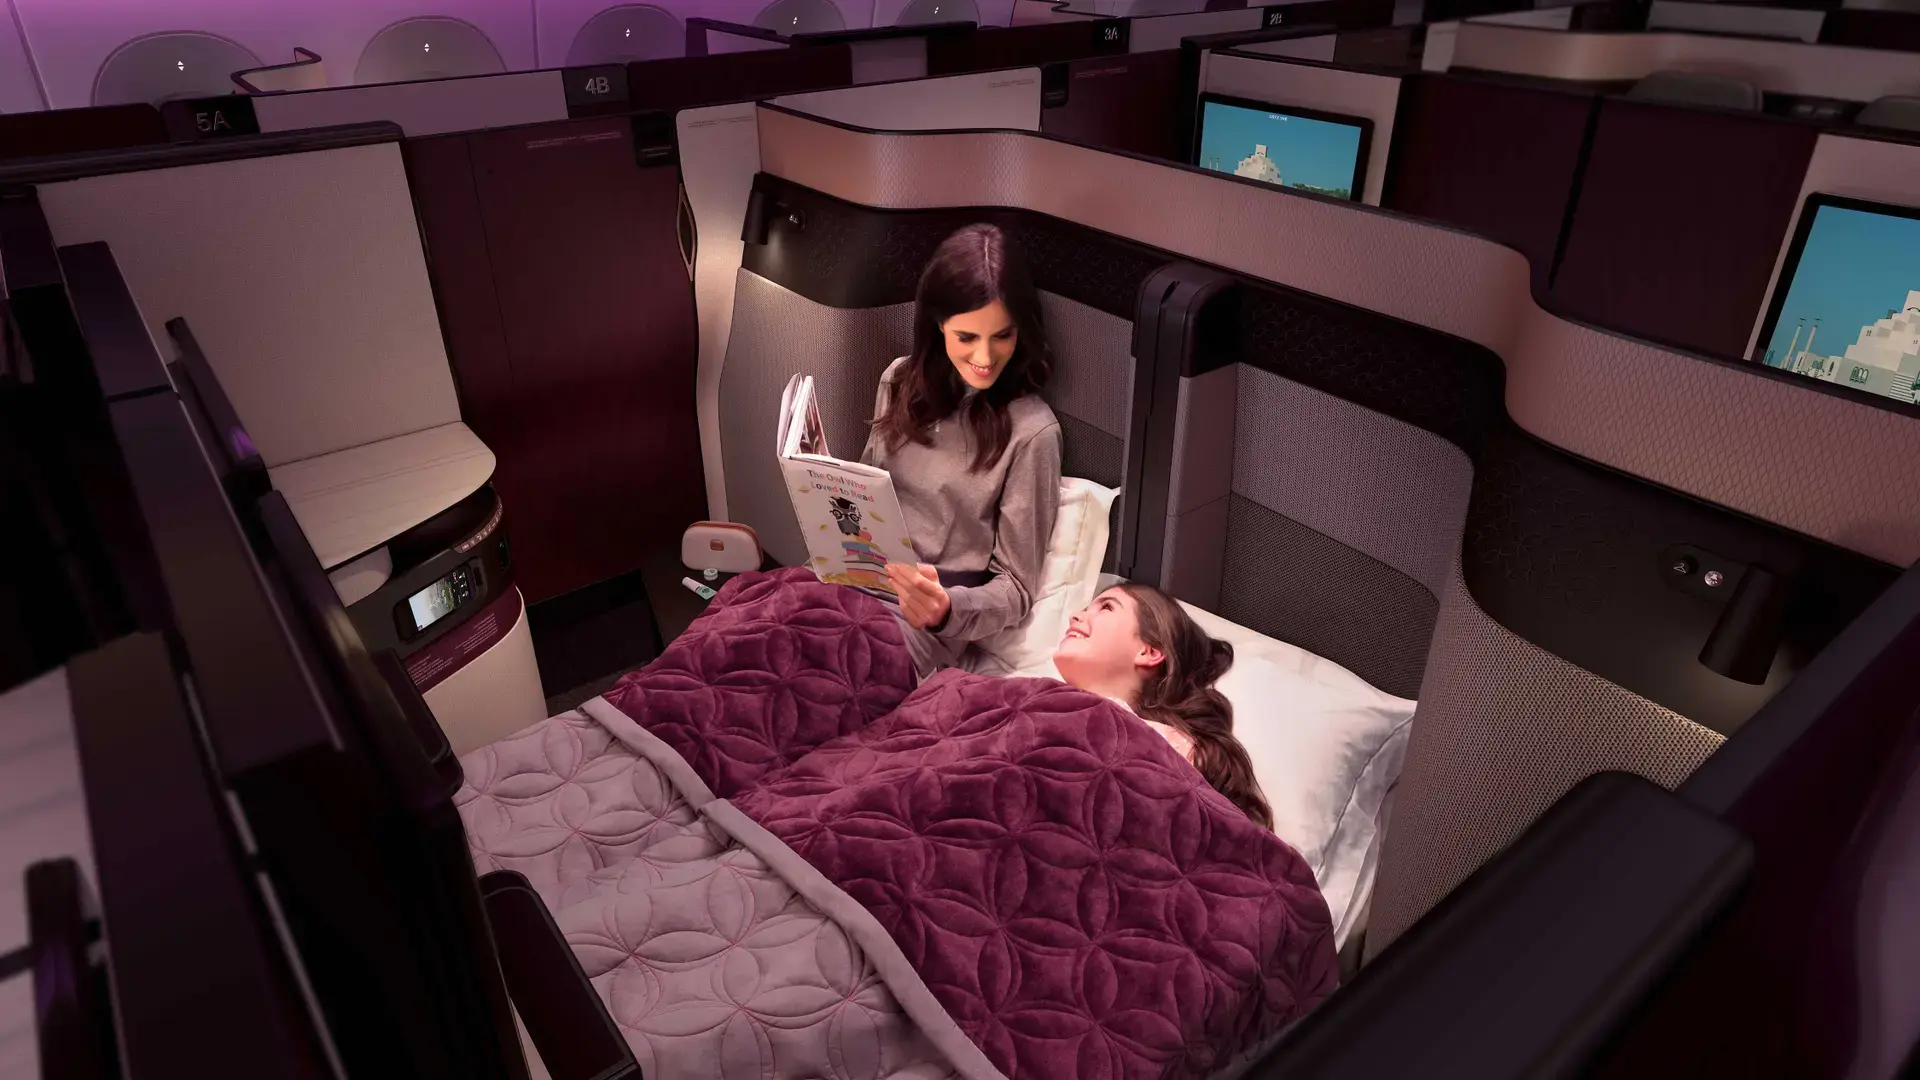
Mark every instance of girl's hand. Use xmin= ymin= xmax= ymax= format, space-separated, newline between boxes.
xmin=888 ymin=563 xmax=951 ymax=631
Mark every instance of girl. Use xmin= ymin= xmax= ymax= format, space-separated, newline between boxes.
xmin=1054 ymin=582 xmax=1274 ymax=829
xmin=867 ymin=224 xmax=1063 ymax=677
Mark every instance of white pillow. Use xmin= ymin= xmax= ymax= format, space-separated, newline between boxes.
xmin=1174 ymin=602 xmax=1416 ymax=949
xmin=970 ymin=478 xmax=1118 ymax=675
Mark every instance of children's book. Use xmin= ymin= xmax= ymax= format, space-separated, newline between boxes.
xmin=777 ymin=374 xmax=917 ymax=596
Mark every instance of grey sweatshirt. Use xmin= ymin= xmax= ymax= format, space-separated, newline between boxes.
xmin=861 ymin=357 xmax=1062 ymax=643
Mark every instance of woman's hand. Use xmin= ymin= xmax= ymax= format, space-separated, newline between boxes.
xmin=888 ymin=563 xmax=951 ymax=631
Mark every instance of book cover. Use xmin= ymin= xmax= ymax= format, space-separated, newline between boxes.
xmin=777 ymin=375 xmax=917 ymax=595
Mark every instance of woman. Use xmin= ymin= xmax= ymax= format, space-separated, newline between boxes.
xmin=1054 ymin=582 xmax=1274 ymax=830
xmin=866 ymin=224 xmax=1063 ymax=677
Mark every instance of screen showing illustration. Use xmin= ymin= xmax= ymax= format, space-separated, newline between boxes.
xmin=1758 ymin=196 xmax=1920 ymax=406
xmin=408 ymin=577 xmax=459 ymax=632
xmin=1195 ymin=96 xmax=1370 ymax=202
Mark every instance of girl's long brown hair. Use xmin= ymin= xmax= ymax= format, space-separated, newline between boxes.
xmin=1119 ymin=583 xmax=1274 ymax=831
xmin=873 ymin=223 xmax=1053 ymax=472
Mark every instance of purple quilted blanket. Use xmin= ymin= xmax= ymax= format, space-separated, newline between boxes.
xmin=600 ymin=568 xmax=1339 ymax=1079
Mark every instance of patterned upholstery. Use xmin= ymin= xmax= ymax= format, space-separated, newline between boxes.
xmin=1160 ymin=364 xmax=1473 ymax=699
xmin=1365 ymin=561 xmax=1726 ymax=952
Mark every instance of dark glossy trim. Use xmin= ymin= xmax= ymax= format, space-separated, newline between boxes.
xmin=481 ymin=871 xmax=641 ymax=1080
xmin=1682 ymin=557 xmax=1920 ymax=815
xmin=1127 ymin=263 xmax=1238 ymax=585
xmin=1251 ymin=771 xmax=1752 ymax=1077
xmin=68 ymin=633 xmax=333 ymax=1075
xmin=59 ymin=245 xmax=172 ymax=401
xmin=0 ymin=123 xmax=401 ymax=186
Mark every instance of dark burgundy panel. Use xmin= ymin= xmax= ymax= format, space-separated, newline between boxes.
xmin=0 ymin=105 xmax=167 ymax=163
xmin=1332 ymin=25 xmax=1421 ymax=68
xmin=927 ymin=22 xmax=1118 ymax=76
xmin=1040 ymin=50 xmax=1186 ymax=161
xmin=624 ymin=45 xmax=854 ymax=113
xmin=1550 ymin=100 xmax=1817 ymax=359
xmin=465 ymin=118 xmax=703 ymax=602
xmin=1819 ymin=9 xmax=1920 ymax=52
xmin=1382 ymin=73 xmax=1596 ymax=287
xmin=404 ymin=137 xmax=517 ymax=453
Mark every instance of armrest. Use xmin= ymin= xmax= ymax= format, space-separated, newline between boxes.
xmin=479 ymin=871 xmax=640 ymax=1080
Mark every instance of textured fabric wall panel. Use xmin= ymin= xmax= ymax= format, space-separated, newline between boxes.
xmin=1040 ymin=292 xmax=1135 ymax=439
xmin=1233 ymin=366 xmax=1472 ymax=598
xmin=720 ymin=272 xmax=913 ymax=567
xmin=1551 ymin=100 xmax=1817 ymax=360
xmin=1169 ymin=366 xmax=1239 ymax=515
xmin=1056 ymin=414 xmax=1125 ymax=491
xmin=1162 ymin=495 xmax=1231 ymax=613
xmin=1366 ymin=560 xmax=1725 ymax=953
xmin=742 ymin=179 xmax=1165 ymax=318
xmin=1511 ymin=309 xmax=1920 ymax=570
xmin=758 ymin=106 xmax=1531 ymax=355
xmin=38 ymin=143 xmax=458 ymax=468
xmin=1236 ymin=280 xmax=1505 ymax=457
xmin=754 ymin=112 xmax=1920 ymax=567
xmin=1220 ymin=495 xmax=1438 ymax=698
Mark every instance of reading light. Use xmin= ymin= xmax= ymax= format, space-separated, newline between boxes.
xmin=1698 ymin=563 xmax=1788 ymax=685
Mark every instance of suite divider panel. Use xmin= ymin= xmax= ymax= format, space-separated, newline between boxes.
xmin=927 ymin=19 xmax=1133 ymax=75
xmin=747 ymin=109 xmax=1917 ymax=958
xmin=1383 ymin=72 xmax=1597 ymax=289
xmin=625 ymin=45 xmax=856 ymax=113
xmin=1821 ymin=9 xmax=1920 ymax=51
xmin=1038 ymin=50 xmax=1190 ymax=161
xmin=1551 ymin=99 xmax=1818 ymax=360
xmin=406 ymin=117 xmax=702 ymax=604
xmin=0 ymin=105 xmax=166 ymax=163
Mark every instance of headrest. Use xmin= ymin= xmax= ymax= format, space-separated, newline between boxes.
xmin=1625 ymin=71 xmax=1763 ymax=112
xmin=1855 ymin=95 xmax=1920 ymax=133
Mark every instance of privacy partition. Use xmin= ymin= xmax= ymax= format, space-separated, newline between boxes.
xmin=730 ymin=105 xmax=1920 ymax=970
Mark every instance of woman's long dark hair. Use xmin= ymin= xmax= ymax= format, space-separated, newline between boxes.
xmin=1119 ymin=583 xmax=1274 ymax=831
xmin=874 ymin=223 xmax=1053 ymax=472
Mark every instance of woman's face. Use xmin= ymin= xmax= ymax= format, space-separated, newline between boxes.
xmin=940 ymin=300 xmax=1018 ymax=391
xmin=1055 ymin=588 xmax=1163 ymax=692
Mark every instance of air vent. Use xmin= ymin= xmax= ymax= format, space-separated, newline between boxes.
xmin=568 ymin=5 xmax=685 ymax=65
xmin=355 ymin=17 xmax=504 ymax=86
xmin=93 ymin=33 xmax=263 ymax=107
xmin=755 ymin=0 xmax=849 ymax=35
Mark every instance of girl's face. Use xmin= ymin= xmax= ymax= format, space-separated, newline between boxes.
xmin=941 ymin=300 xmax=1018 ymax=391
xmin=1055 ymin=588 xmax=1163 ymax=692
